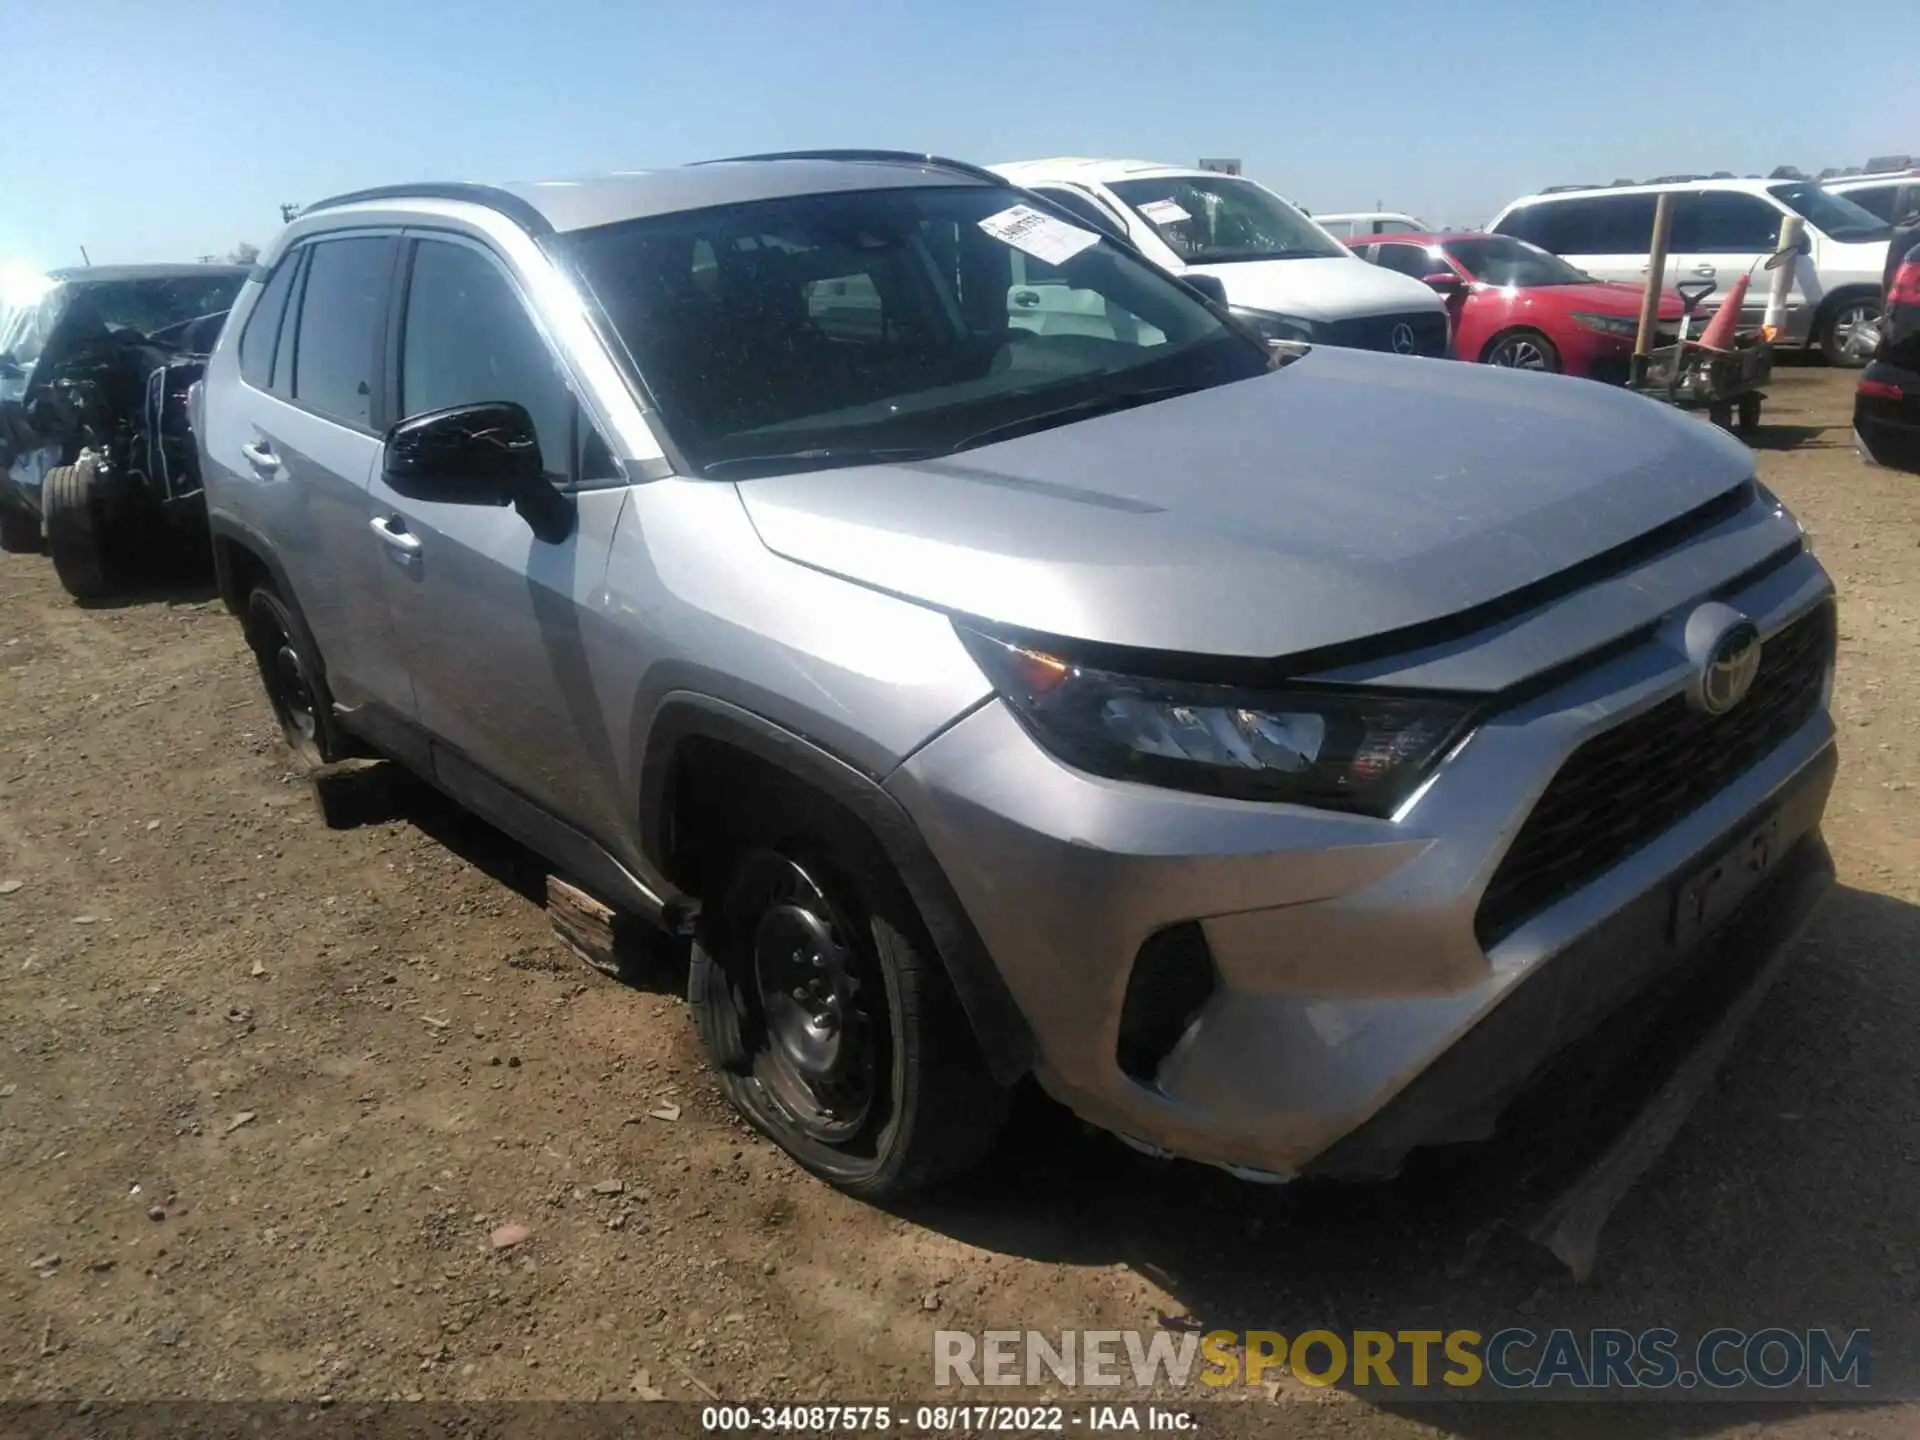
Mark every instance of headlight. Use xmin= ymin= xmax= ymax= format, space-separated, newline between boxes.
xmin=957 ymin=626 xmax=1476 ymax=817
xmin=1571 ymin=312 xmax=1639 ymax=338
xmin=1229 ymin=307 xmax=1318 ymax=344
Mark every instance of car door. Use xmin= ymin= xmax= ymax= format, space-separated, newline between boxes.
xmin=1667 ymin=191 xmax=1787 ymax=323
xmin=370 ymin=231 xmax=630 ymax=844
xmin=208 ymin=234 xmax=414 ymax=716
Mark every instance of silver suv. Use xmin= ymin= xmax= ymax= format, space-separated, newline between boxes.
xmin=198 ymin=152 xmax=1839 ymax=1198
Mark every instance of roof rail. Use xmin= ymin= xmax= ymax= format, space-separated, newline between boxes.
xmin=297 ymin=182 xmax=554 ymax=237
xmin=1541 ymin=183 xmax=1600 ymax=194
xmin=692 ymin=149 xmax=1007 ymax=189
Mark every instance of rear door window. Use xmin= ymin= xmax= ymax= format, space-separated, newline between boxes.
xmin=290 ymin=236 xmax=396 ymax=428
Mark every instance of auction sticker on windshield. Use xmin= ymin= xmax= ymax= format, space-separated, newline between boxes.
xmin=1137 ymin=198 xmax=1192 ymax=225
xmin=978 ymin=205 xmax=1100 ymax=265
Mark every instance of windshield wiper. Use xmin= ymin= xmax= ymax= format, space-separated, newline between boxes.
xmin=702 ymin=383 xmax=1218 ymax=477
xmin=701 ymin=444 xmax=952 ymax=478
xmin=939 ymin=382 xmax=1213 ymax=455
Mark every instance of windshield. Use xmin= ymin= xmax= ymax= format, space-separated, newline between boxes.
xmin=70 ymin=273 xmax=247 ymax=337
xmin=1444 ymin=235 xmax=1591 ymax=286
xmin=1768 ymin=183 xmax=1892 ymax=243
xmin=559 ymin=185 xmax=1268 ymax=474
xmin=1105 ymin=176 xmax=1347 ymax=263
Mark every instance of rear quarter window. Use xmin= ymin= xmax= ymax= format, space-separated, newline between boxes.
xmin=238 ymin=256 xmax=300 ymax=391
xmin=289 ymin=236 xmax=396 ymax=428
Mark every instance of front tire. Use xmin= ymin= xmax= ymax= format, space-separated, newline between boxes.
xmin=1483 ymin=329 xmax=1562 ymax=373
xmin=1819 ymin=296 xmax=1881 ymax=368
xmin=0 ymin=506 xmax=38 ymax=554
xmin=43 ymin=460 xmax=119 ymax=599
xmin=243 ymin=584 xmax=350 ymax=767
xmin=691 ymin=837 xmax=1007 ymax=1199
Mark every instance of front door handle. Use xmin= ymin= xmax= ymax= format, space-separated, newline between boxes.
xmin=241 ymin=439 xmax=279 ymax=471
xmin=1689 ymin=264 xmax=1717 ymax=277
xmin=370 ymin=515 xmax=422 ymax=559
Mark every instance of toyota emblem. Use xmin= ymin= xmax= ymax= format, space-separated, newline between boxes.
xmin=1391 ymin=322 xmax=1417 ymax=355
xmin=1680 ymin=603 xmax=1763 ymax=716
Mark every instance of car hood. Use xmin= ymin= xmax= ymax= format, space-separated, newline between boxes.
xmin=737 ymin=346 xmax=1755 ymax=662
xmin=1183 ymin=255 xmax=1446 ymax=322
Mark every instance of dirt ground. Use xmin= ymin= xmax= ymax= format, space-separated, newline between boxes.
xmin=1 ymin=366 xmax=1915 ymax=1436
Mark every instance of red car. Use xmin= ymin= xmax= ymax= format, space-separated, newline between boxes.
xmin=1347 ymin=232 xmax=1684 ymax=383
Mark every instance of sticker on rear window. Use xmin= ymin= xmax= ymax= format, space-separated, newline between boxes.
xmin=1137 ymin=199 xmax=1192 ymax=225
xmin=977 ymin=205 xmax=1100 ymax=266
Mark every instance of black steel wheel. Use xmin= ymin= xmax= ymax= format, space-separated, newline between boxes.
xmin=243 ymin=584 xmax=347 ymax=767
xmin=1484 ymin=329 xmax=1562 ymax=373
xmin=690 ymin=833 xmax=1007 ymax=1198
xmin=43 ymin=460 xmax=118 ymax=599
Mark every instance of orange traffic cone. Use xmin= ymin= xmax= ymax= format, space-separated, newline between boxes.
xmin=1696 ymin=272 xmax=1750 ymax=351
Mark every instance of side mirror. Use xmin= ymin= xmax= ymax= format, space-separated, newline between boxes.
xmin=382 ymin=401 xmax=572 ymax=540
xmin=1180 ymin=274 xmax=1230 ymax=307
xmin=1422 ymin=272 xmax=1468 ymax=296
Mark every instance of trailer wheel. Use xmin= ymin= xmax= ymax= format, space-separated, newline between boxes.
xmin=1708 ymin=402 xmax=1734 ymax=431
xmin=43 ymin=460 xmax=120 ymax=600
xmin=0 ymin=507 xmax=38 ymax=554
xmin=1735 ymin=394 xmax=1762 ymax=437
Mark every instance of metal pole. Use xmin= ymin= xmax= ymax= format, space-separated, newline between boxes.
xmin=1762 ymin=214 xmax=1805 ymax=341
xmin=78 ymin=245 xmax=91 ymax=265
xmin=1634 ymin=192 xmax=1675 ymax=360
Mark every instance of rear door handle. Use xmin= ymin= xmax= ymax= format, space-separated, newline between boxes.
xmin=241 ymin=439 xmax=279 ymax=471
xmin=370 ymin=515 xmax=422 ymax=559
xmin=1689 ymin=264 xmax=1717 ymax=277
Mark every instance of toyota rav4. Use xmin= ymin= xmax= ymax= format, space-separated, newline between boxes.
xmin=197 ymin=152 xmax=1838 ymax=1198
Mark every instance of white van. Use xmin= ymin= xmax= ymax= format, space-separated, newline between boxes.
xmin=993 ymin=158 xmax=1452 ymax=356
xmin=1486 ymin=178 xmax=1891 ymax=365
xmin=1315 ymin=211 xmax=1429 ymax=240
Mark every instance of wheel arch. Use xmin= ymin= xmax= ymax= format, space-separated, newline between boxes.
xmin=207 ymin=514 xmax=330 ymax=681
xmin=1809 ymin=283 xmax=1883 ymax=344
xmin=1477 ymin=324 xmax=1556 ymax=364
xmin=639 ymin=693 xmax=1034 ymax=1084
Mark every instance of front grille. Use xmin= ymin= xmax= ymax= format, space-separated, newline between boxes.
xmin=1475 ymin=602 xmax=1834 ymax=948
xmin=1321 ymin=310 xmax=1450 ymax=357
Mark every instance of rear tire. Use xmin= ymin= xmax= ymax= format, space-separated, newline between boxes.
xmin=243 ymin=584 xmax=350 ymax=768
xmin=1483 ymin=329 xmax=1562 ymax=373
xmin=1818 ymin=296 xmax=1880 ymax=368
xmin=43 ymin=460 xmax=119 ymax=599
xmin=690 ymin=817 xmax=1008 ymax=1200
xmin=1736 ymin=394 xmax=1762 ymax=436
xmin=0 ymin=506 xmax=38 ymax=555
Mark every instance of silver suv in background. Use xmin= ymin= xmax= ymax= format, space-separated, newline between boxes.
xmin=198 ymin=152 xmax=1838 ymax=1198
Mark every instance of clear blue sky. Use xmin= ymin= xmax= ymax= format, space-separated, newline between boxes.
xmin=3 ymin=0 xmax=1914 ymax=269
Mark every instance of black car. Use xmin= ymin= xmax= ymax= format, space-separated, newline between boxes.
xmin=0 ymin=264 xmax=247 ymax=597
xmin=1855 ymin=239 xmax=1920 ymax=473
